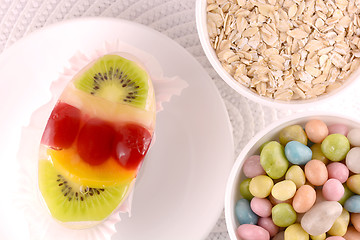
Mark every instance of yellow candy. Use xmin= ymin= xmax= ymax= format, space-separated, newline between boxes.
xmin=328 ymin=208 xmax=350 ymax=236
xmin=310 ymin=143 xmax=328 ymax=165
xmin=249 ymin=175 xmax=274 ymax=198
xmin=285 ymin=165 xmax=306 ymax=189
xmin=347 ymin=174 xmax=360 ymax=195
xmin=285 ymin=223 xmax=309 ymax=240
xmin=271 ymin=180 xmax=297 ymax=201
xmin=310 ymin=233 xmax=326 ymax=240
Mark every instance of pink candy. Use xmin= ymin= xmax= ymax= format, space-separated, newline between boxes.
xmin=250 ymin=197 xmax=272 ymax=217
xmin=328 ymin=124 xmax=349 ymax=136
xmin=243 ymin=155 xmax=266 ymax=178
xmin=322 ymin=178 xmax=344 ymax=201
xmin=257 ymin=217 xmax=279 ymax=237
xmin=237 ymin=224 xmax=270 ymax=240
xmin=327 ymin=162 xmax=349 ymax=183
xmin=326 ymin=237 xmax=345 ymax=240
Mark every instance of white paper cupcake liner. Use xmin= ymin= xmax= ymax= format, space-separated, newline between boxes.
xmin=15 ymin=40 xmax=188 ymax=240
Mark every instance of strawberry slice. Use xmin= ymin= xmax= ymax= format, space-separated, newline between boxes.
xmin=113 ymin=123 xmax=152 ymax=170
xmin=41 ymin=102 xmax=81 ymax=149
xmin=77 ymin=118 xmax=116 ymax=166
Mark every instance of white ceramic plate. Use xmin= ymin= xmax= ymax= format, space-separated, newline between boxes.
xmin=0 ymin=18 xmax=234 ymax=240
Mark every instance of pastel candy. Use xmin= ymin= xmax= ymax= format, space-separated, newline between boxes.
xmin=292 ymin=185 xmax=316 ymax=213
xmin=311 ymin=233 xmax=326 ymax=240
xmin=305 ymin=160 xmax=328 ymax=186
xmin=338 ymin=184 xmax=354 ymax=205
xmin=301 ymin=201 xmax=343 ymax=236
xmin=284 ymin=223 xmax=309 ymax=240
xmin=344 ymin=195 xmax=360 ymax=213
xmin=347 ymin=175 xmax=360 ymax=195
xmin=260 ymin=141 xmax=288 ymax=179
xmin=305 ymin=119 xmax=329 ymax=143
xmin=350 ymin=213 xmax=360 ymax=232
xmin=279 ymin=125 xmax=308 ymax=146
xmin=236 ymin=224 xmax=270 ymax=240
xmin=343 ymin=226 xmax=360 ymax=239
xmin=285 ymin=141 xmax=312 ymax=165
xmin=268 ymin=192 xmax=293 ymax=205
xmin=272 ymin=203 xmax=297 ymax=227
xmin=322 ymin=179 xmax=344 ymax=201
xmin=239 ymin=178 xmax=254 ymax=201
xmin=257 ymin=217 xmax=279 ymax=237
xmin=243 ymin=155 xmax=266 ymax=178
xmin=347 ymin=128 xmax=360 ymax=146
xmin=346 ymin=147 xmax=360 ymax=174
xmin=326 ymin=237 xmax=345 ymax=240
xmin=250 ymin=197 xmax=272 ymax=218
xmin=272 ymin=231 xmax=284 ymax=240
xmin=328 ymin=124 xmax=349 ymax=136
xmin=327 ymin=162 xmax=349 ymax=183
xmin=271 ymin=180 xmax=296 ymax=201
xmin=235 ymin=199 xmax=258 ymax=225
xmin=310 ymin=143 xmax=328 ymax=164
xmin=249 ymin=175 xmax=273 ymax=198
xmin=328 ymin=208 xmax=349 ymax=236
xmin=285 ymin=165 xmax=306 ymax=189
xmin=321 ymin=134 xmax=350 ymax=162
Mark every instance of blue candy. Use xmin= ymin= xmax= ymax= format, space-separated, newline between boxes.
xmin=285 ymin=141 xmax=312 ymax=165
xmin=235 ymin=199 xmax=258 ymax=225
xmin=345 ymin=195 xmax=360 ymax=213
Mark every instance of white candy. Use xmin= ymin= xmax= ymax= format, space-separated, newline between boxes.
xmin=346 ymin=147 xmax=360 ymax=173
xmin=301 ymin=201 xmax=342 ymax=236
xmin=347 ymin=128 xmax=360 ymax=147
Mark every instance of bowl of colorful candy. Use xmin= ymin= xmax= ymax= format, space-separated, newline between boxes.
xmin=225 ymin=113 xmax=360 ymax=240
xmin=196 ymin=0 xmax=360 ymax=108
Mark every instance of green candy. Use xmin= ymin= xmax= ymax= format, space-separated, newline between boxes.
xmin=279 ymin=125 xmax=307 ymax=146
xmin=259 ymin=141 xmax=271 ymax=152
xmin=260 ymin=141 xmax=289 ymax=179
xmin=239 ymin=178 xmax=253 ymax=200
xmin=272 ymin=203 xmax=297 ymax=227
xmin=321 ymin=134 xmax=350 ymax=162
xmin=339 ymin=184 xmax=354 ymax=205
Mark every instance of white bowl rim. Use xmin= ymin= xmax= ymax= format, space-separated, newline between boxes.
xmin=224 ymin=111 xmax=360 ymax=239
xmin=195 ymin=0 xmax=360 ymax=109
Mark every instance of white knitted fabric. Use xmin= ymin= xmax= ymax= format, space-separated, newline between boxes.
xmin=2 ymin=0 xmax=360 ymax=239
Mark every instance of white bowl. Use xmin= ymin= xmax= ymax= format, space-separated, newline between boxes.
xmin=224 ymin=112 xmax=360 ymax=239
xmin=195 ymin=0 xmax=360 ymax=109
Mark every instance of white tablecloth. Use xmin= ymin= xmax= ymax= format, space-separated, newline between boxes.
xmin=2 ymin=0 xmax=359 ymax=239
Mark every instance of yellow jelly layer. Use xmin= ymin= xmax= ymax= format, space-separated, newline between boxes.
xmin=60 ymin=79 xmax=156 ymax=132
xmin=48 ymin=148 xmax=136 ymax=188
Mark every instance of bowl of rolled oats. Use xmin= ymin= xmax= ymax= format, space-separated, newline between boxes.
xmin=196 ymin=0 xmax=360 ymax=107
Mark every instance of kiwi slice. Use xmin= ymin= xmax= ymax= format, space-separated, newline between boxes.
xmin=38 ymin=160 xmax=131 ymax=222
xmin=74 ymin=55 xmax=149 ymax=109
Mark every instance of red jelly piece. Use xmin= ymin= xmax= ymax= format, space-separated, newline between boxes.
xmin=113 ymin=123 xmax=152 ymax=170
xmin=41 ymin=102 xmax=81 ymax=149
xmin=77 ymin=118 xmax=115 ymax=166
